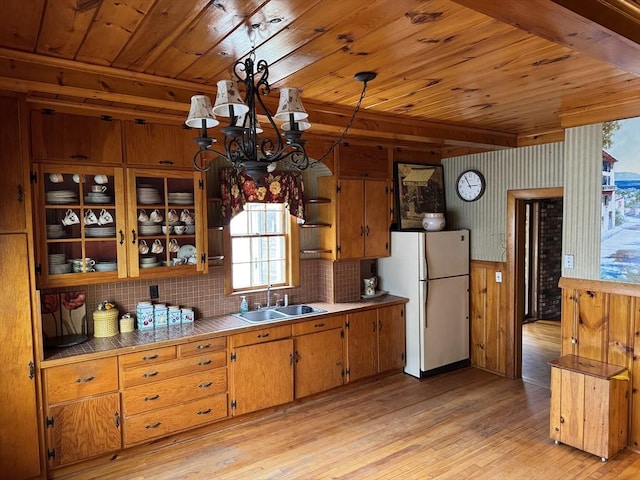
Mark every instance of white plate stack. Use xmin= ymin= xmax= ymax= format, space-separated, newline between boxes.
xmin=85 ymin=226 xmax=116 ymax=237
xmin=95 ymin=261 xmax=117 ymax=272
xmin=48 ymin=253 xmax=71 ymax=275
xmin=140 ymin=255 xmax=159 ymax=268
xmin=139 ymin=220 xmax=162 ymax=235
xmin=84 ymin=192 xmax=112 ymax=204
xmin=137 ymin=185 xmax=162 ymax=204
xmin=47 ymin=224 xmax=66 ymax=239
xmin=168 ymin=192 xmax=194 ymax=205
xmin=46 ymin=190 xmax=78 ymax=204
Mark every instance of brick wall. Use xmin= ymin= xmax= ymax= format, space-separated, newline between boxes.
xmin=538 ymin=198 xmax=563 ymax=319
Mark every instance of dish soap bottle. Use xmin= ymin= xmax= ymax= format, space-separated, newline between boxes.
xmin=239 ymin=295 xmax=248 ymax=313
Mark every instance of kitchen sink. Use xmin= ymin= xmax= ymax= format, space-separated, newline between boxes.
xmin=273 ymin=304 xmax=325 ymax=316
xmin=234 ymin=304 xmax=326 ymax=323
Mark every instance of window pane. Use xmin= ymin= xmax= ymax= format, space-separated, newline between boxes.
xmin=269 ymin=260 xmax=286 ymax=284
xmin=269 ymin=237 xmax=285 ymax=260
xmin=232 ymin=263 xmax=251 ymax=289
xmin=230 ymin=210 xmax=249 ymax=235
xmin=231 ymin=237 xmax=251 ymax=263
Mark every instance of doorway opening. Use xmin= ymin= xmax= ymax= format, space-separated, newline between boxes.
xmin=506 ymin=188 xmax=563 ymax=383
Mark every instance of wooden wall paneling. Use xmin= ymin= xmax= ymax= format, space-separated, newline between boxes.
xmin=631 ymin=300 xmax=640 ymax=451
xmin=560 ymin=287 xmax=577 ymax=356
xmin=576 ymin=290 xmax=607 ymax=361
xmin=607 ymin=294 xmax=634 ymax=368
xmin=470 ymin=262 xmax=487 ymax=369
xmin=486 ymin=264 xmax=507 ymax=375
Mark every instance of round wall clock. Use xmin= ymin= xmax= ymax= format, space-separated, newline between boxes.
xmin=456 ymin=169 xmax=486 ymax=202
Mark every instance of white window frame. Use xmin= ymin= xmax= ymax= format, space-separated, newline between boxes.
xmin=223 ymin=203 xmax=300 ymax=295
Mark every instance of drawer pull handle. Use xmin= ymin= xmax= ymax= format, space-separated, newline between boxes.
xmin=196 ymin=344 xmax=211 ymax=350
xmin=142 ymin=371 xmax=159 ymax=378
xmin=70 ymin=154 xmax=89 ymax=160
xmin=145 ymin=422 xmax=161 ymax=429
xmin=197 ymin=408 xmax=212 ymax=415
xmin=257 ymin=333 xmax=270 ymax=338
xmin=199 ymin=382 xmax=213 ymax=388
xmin=142 ymin=354 xmax=159 ymax=361
xmin=159 ymin=160 xmax=174 ymax=165
xmin=198 ymin=360 xmax=212 ymax=366
xmin=75 ymin=376 xmax=95 ymax=383
xmin=144 ymin=394 xmax=160 ymax=402
xmin=314 ymin=323 xmax=325 ymax=328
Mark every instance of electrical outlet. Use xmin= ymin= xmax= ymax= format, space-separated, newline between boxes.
xmin=150 ymin=285 xmax=159 ymax=299
xmin=563 ymin=254 xmax=574 ymax=269
xmin=495 ymin=271 xmax=502 ymax=283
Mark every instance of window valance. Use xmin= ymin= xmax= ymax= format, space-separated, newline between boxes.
xmin=219 ymin=167 xmax=305 ymax=224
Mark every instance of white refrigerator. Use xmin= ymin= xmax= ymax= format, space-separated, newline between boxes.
xmin=378 ymin=229 xmax=470 ymax=378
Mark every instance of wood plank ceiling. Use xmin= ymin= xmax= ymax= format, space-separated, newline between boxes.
xmin=1 ymin=0 xmax=640 ymax=157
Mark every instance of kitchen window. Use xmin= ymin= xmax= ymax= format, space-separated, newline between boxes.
xmin=225 ymin=203 xmax=299 ymax=293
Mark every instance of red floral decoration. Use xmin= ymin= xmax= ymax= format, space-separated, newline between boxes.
xmin=219 ymin=167 xmax=305 ymax=224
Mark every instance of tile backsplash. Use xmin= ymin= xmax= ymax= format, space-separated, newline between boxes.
xmin=43 ymin=258 xmax=363 ymax=324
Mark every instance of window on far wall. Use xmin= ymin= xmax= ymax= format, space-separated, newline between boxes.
xmin=226 ymin=203 xmax=299 ymax=293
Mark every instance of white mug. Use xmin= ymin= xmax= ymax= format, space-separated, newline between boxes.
xmin=139 ymin=239 xmax=149 ymax=254
xmin=180 ymin=209 xmax=194 ymax=225
xmin=72 ymin=174 xmax=83 ymax=184
xmin=149 ymin=209 xmax=163 ymax=223
xmin=151 ymin=239 xmax=164 ymax=254
xmin=167 ymin=209 xmax=179 ymax=223
xmin=94 ymin=175 xmax=108 ymax=185
xmin=173 ymin=225 xmax=185 ymax=235
xmin=91 ymin=184 xmax=107 ymax=193
xmin=84 ymin=209 xmax=99 ymax=225
xmin=98 ymin=209 xmax=113 ymax=225
xmin=138 ymin=209 xmax=149 ymax=222
xmin=169 ymin=239 xmax=180 ymax=253
xmin=49 ymin=173 xmax=64 ymax=183
xmin=61 ymin=209 xmax=80 ymax=226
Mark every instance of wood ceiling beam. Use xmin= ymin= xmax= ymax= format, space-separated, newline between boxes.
xmin=451 ymin=0 xmax=640 ymax=76
xmin=0 ymin=47 xmax=517 ymax=151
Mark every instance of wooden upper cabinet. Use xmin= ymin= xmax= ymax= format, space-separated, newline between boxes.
xmin=123 ymin=121 xmax=198 ymax=169
xmin=0 ymin=96 xmax=27 ymax=231
xmin=363 ymin=179 xmax=390 ymax=258
xmin=337 ymin=143 xmax=388 ymax=178
xmin=31 ymin=110 xmax=123 ymax=164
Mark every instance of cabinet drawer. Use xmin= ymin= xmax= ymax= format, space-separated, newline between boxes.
xmin=122 ymin=351 xmax=226 ymax=388
xmin=232 ymin=324 xmax=292 ymax=347
xmin=120 ymin=346 xmax=177 ymax=368
xmin=123 ymin=368 xmax=227 ymax=416
xmin=178 ymin=337 xmax=226 ymax=357
xmin=292 ymin=315 xmax=344 ymax=336
xmin=124 ymin=394 xmax=228 ymax=446
xmin=45 ymin=357 xmax=118 ymax=404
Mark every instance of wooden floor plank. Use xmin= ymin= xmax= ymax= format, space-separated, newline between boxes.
xmin=54 ymin=367 xmax=640 ymax=480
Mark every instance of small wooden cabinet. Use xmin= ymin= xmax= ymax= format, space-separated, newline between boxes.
xmin=346 ymin=304 xmax=405 ymax=382
xmin=120 ymin=338 xmax=228 ymax=447
xmin=230 ymin=325 xmax=293 ymax=416
xmin=293 ymin=315 xmax=345 ymax=398
xmin=123 ymin=120 xmax=198 ymax=169
xmin=31 ymin=109 xmax=123 ymax=165
xmin=43 ymin=357 xmax=121 ymax=467
xmin=549 ymin=355 xmax=629 ymax=461
xmin=318 ymin=176 xmax=390 ymax=260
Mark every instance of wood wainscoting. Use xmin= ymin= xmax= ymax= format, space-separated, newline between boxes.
xmin=470 ymin=260 xmax=508 ymax=376
xmin=559 ymin=277 xmax=640 ymax=453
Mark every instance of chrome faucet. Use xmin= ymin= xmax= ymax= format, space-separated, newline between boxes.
xmin=266 ymin=284 xmax=272 ymax=308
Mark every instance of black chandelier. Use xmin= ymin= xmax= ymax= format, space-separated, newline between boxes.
xmin=185 ymin=51 xmax=376 ymax=181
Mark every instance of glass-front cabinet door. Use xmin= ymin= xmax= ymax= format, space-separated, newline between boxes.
xmin=126 ymin=169 xmax=206 ymax=277
xmin=34 ymin=165 xmax=127 ymax=288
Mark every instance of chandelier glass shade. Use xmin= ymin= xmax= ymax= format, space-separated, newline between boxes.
xmin=186 ymin=54 xmax=376 ymax=180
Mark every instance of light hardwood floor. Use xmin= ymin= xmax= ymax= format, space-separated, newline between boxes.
xmin=522 ymin=320 xmax=562 ymax=388
xmin=56 ymin=367 xmax=640 ymax=480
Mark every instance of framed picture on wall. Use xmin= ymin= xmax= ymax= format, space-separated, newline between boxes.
xmin=394 ymin=163 xmax=446 ymax=230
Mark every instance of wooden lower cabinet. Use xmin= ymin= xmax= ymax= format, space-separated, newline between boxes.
xmin=231 ymin=336 xmax=294 ymax=416
xmin=46 ymin=394 xmax=121 ymax=467
xmin=120 ymin=338 xmax=228 ymax=447
xmin=549 ymin=355 xmax=629 ymax=461
xmin=293 ymin=315 xmax=345 ymax=398
xmin=347 ymin=305 xmax=406 ymax=382
xmin=43 ymin=357 xmax=121 ymax=468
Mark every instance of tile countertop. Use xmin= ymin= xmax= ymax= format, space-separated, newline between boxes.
xmin=41 ymin=295 xmax=408 ymax=367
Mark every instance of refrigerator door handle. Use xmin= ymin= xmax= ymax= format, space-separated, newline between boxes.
xmin=424 ymin=280 xmax=429 ymax=328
